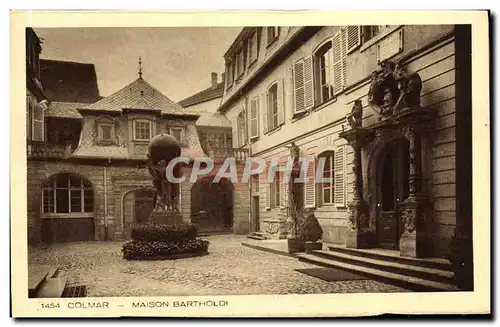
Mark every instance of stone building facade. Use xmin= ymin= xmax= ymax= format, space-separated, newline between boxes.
xmin=26 ymin=31 xmax=250 ymax=244
xmin=219 ymin=25 xmax=472 ymax=259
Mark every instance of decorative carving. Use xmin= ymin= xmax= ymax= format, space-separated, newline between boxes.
xmin=400 ymin=206 xmax=416 ymax=233
xmin=346 ymin=99 xmax=363 ymax=129
xmin=368 ymin=60 xmax=423 ymax=120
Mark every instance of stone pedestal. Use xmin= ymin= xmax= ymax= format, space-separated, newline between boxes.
xmin=398 ymin=195 xmax=431 ymax=257
xmin=346 ymin=198 xmax=376 ymax=249
xmin=150 ymin=211 xmax=183 ymax=225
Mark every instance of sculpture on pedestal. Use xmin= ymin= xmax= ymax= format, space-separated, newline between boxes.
xmin=147 ymin=133 xmax=182 ymax=219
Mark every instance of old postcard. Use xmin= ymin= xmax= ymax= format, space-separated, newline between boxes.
xmin=10 ymin=10 xmax=490 ymax=317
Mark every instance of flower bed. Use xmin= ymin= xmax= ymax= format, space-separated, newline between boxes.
xmin=122 ymin=223 xmax=210 ymax=260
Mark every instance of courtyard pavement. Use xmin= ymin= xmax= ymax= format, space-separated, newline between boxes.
xmin=28 ymin=235 xmax=408 ymax=297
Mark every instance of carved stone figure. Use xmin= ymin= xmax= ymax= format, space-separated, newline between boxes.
xmin=147 ymin=134 xmax=182 ymax=212
xmin=368 ymin=59 xmax=423 ymax=119
xmin=346 ymin=99 xmax=363 ymax=128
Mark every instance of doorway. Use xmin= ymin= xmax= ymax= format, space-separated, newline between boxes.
xmin=252 ymin=196 xmax=260 ymax=232
xmin=122 ymin=188 xmax=155 ymax=238
xmin=376 ymin=139 xmax=410 ymax=250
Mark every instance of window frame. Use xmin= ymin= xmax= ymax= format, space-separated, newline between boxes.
xmin=318 ymin=151 xmax=335 ymax=205
xmin=266 ymin=27 xmax=280 ymax=47
xmin=314 ymin=41 xmax=335 ymax=105
xmin=168 ymin=127 xmax=185 ymax=144
xmin=267 ymin=83 xmax=279 ymax=131
xmin=133 ymin=119 xmax=152 ymax=141
xmin=248 ymin=31 xmax=259 ymax=66
xmin=249 ymin=96 xmax=259 ymax=140
xmin=41 ymin=173 xmax=94 ymax=216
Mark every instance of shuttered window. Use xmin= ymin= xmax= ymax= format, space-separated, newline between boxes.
xmin=248 ymin=32 xmax=259 ymax=64
xmin=303 ymin=155 xmax=316 ymax=208
xmin=317 ymin=151 xmax=335 ymax=205
xmin=250 ymin=97 xmax=259 ymax=139
xmin=331 ymin=31 xmax=344 ymax=95
xmin=271 ymin=170 xmax=280 ymax=208
xmin=293 ymin=57 xmax=314 ymax=113
xmin=279 ymin=164 xmax=289 ymax=209
xmin=346 ymin=26 xmax=361 ymax=53
xmin=314 ymin=42 xmax=334 ymax=104
xmin=264 ymin=80 xmax=285 ymax=132
xmin=334 ymin=146 xmax=347 ymax=207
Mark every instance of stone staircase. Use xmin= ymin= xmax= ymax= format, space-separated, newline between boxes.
xmin=296 ymin=245 xmax=460 ymax=292
xmin=29 ymin=265 xmax=87 ymax=298
xmin=247 ymin=232 xmax=267 ymax=240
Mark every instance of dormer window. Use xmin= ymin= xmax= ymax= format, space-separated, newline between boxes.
xmin=96 ymin=115 xmax=116 ymax=145
xmin=266 ymin=27 xmax=279 ymax=46
xmin=168 ymin=127 xmax=185 ymax=145
xmin=133 ymin=119 xmax=152 ymax=141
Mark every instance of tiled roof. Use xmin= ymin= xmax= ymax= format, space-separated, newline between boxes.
xmin=196 ymin=112 xmax=231 ymax=128
xmin=72 ymin=145 xmax=129 ymax=159
xmin=46 ymin=101 xmax=87 ymax=119
xmin=81 ymin=77 xmax=199 ymax=117
xmin=178 ymin=82 xmax=224 ymax=108
xmin=40 ymin=59 xmax=101 ymax=103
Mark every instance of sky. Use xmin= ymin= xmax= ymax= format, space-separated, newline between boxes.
xmin=34 ymin=27 xmax=242 ymax=102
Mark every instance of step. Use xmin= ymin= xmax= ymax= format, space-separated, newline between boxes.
xmin=36 ymin=271 xmax=68 ymax=298
xmin=247 ymin=234 xmax=267 ymax=240
xmin=28 ymin=267 xmax=51 ymax=298
xmin=328 ymin=245 xmax=451 ymax=271
xmin=313 ymin=250 xmax=453 ymax=284
xmin=297 ymin=253 xmax=459 ymax=292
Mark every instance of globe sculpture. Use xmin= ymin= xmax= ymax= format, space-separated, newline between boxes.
xmin=147 ymin=133 xmax=183 ymax=224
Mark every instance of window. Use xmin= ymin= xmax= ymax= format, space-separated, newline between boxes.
xmin=314 ymin=42 xmax=334 ymax=104
xmin=168 ymin=127 xmax=185 ymax=144
xmin=362 ymin=25 xmax=392 ymax=43
xmin=226 ymin=60 xmax=234 ymax=88
xmin=268 ymin=83 xmax=279 ymax=130
xmin=248 ymin=32 xmax=258 ymax=64
xmin=98 ymin=123 xmax=114 ymax=142
xmin=42 ymin=173 xmax=94 ymax=214
xmin=271 ymin=170 xmax=280 ymax=208
xmin=134 ymin=120 xmax=151 ymax=140
xmin=318 ymin=151 xmax=335 ymax=204
xmin=28 ymin=99 xmax=45 ymax=141
xmin=266 ymin=27 xmax=279 ymax=46
xmin=235 ymin=49 xmax=245 ymax=79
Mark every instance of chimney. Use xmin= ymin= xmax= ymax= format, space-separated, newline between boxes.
xmin=211 ymin=72 xmax=218 ymax=89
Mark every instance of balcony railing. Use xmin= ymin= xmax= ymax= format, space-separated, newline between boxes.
xmin=207 ymin=147 xmax=249 ymax=163
xmin=27 ymin=141 xmax=74 ymax=159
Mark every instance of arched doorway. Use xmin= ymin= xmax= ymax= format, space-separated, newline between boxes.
xmin=122 ymin=188 xmax=155 ymax=238
xmin=40 ymin=172 xmax=95 ymax=243
xmin=191 ymin=176 xmax=234 ymax=232
xmin=375 ymin=138 xmax=410 ymax=250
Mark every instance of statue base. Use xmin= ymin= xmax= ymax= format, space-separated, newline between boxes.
xmin=346 ymin=229 xmax=376 ymax=249
xmin=149 ymin=211 xmax=183 ymax=225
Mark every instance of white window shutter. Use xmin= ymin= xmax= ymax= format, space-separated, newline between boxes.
xmin=334 ymin=146 xmax=346 ymax=207
xmin=304 ymin=155 xmax=316 ymax=208
xmin=341 ymin=27 xmax=348 ymax=88
xmin=262 ymin=92 xmax=269 ymax=134
xmin=265 ymin=178 xmax=271 ymax=210
xmin=303 ymin=56 xmax=314 ymax=110
xmin=331 ymin=31 xmax=343 ymax=95
xmin=277 ymin=78 xmax=285 ymax=126
xmin=279 ymin=170 xmax=286 ymax=208
xmin=346 ymin=26 xmax=361 ymax=54
xmin=232 ymin=119 xmax=238 ymax=148
xmin=250 ymin=98 xmax=258 ymax=139
xmin=32 ymin=102 xmax=44 ymax=141
xmin=242 ymin=107 xmax=248 ymax=144
xmin=292 ymin=59 xmax=306 ymax=113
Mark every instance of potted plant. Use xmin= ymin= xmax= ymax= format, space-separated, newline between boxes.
xmin=300 ymin=208 xmax=323 ymax=253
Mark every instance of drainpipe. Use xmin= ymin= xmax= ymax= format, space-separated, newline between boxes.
xmin=103 ymin=158 xmax=111 ymax=241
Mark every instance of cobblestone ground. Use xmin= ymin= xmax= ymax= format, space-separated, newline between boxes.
xmin=28 ymin=235 xmax=408 ymax=297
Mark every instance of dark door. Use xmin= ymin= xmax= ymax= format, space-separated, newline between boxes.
xmin=252 ymin=196 xmax=260 ymax=232
xmin=376 ymin=140 xmax=409 ymax=250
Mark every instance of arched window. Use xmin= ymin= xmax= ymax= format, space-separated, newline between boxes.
xmin=317 ymin=151 xmax=335 ymax=205
xmin=42 ymin=173 xmax=93 ymax=214
xmin=314 ymin=41 xmax=334 ymax=104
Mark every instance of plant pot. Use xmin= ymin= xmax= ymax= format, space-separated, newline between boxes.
xmin=287 ymin=238 xmax=305 ymax=254
xmin=305 ymin=241 xmax=323 ymax=253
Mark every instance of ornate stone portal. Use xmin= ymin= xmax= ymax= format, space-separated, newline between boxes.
xmin=147 ymin=133 xmax=183 ymax=225
xmin=340 ymin=60 xmax=436 ymax=258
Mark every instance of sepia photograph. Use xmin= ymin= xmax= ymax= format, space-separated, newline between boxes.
xmin=11 ymin=10 xmax=490 ymax=317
